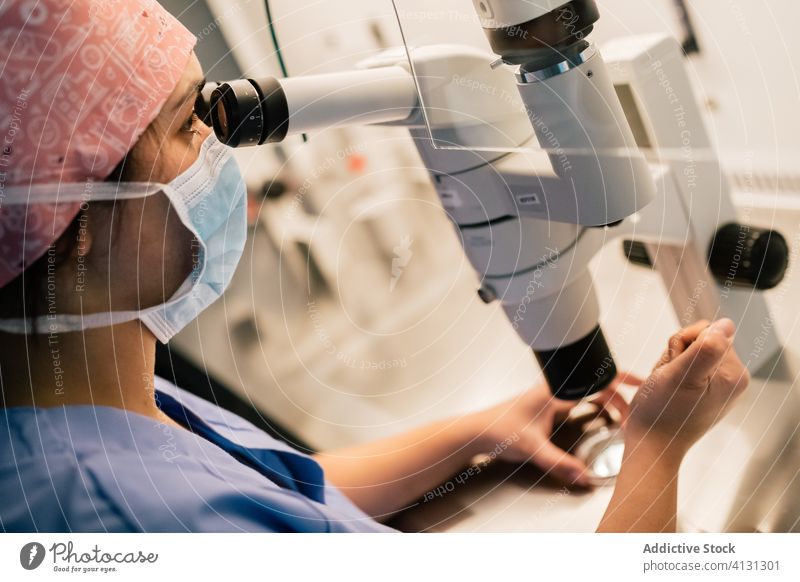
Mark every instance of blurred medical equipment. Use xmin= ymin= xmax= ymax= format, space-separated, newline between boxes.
xmin=196 ymin=0 xmax=788 ymax=400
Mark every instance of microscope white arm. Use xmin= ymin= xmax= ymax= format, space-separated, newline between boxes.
xmin=277 ymin=66 xmax=417 ymax=135
xmin=205 ymin=1 xmax=659 ymax=398
xmin=214 ymin=1 xmax=788 ymax=399
xmin=281 ymin=39 xmax=653 ymax=398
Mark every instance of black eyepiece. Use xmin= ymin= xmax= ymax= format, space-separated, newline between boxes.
xmin=195 ymin=82 xmax=219 ymax=126
xmin=208 ymin=77 xmax=289 ymax=148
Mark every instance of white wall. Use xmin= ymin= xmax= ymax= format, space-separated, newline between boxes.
xmin=593 ymin=0 xmax=800 ymax=185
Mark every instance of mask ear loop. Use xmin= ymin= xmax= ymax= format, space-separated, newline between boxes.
xmin=0 ymin=181 xmax=168 ymax=204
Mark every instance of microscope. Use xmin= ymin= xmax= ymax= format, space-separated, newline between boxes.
xmin=198 ymin=0 xmax=789 ymax=399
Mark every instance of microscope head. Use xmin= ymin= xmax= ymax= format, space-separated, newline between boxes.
xmin=453 ymin=1 xmax=651 ymax=399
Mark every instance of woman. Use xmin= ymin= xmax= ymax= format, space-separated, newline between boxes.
xmin=0 ymin=0 xmax=749 ymax=533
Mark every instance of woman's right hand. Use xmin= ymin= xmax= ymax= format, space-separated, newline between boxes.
xmin=624 ymin=318 xmax=750 ymax=462
xmin=598 ymin=318 xmax=749 ymax=532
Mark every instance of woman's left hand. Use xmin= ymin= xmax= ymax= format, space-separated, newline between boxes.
xmin=465 ymin=372 xmax=643 ymax=488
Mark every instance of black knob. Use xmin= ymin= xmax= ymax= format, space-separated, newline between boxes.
xmin=260 ymin=179 xmax=287 ymax=200
xmin=708 ymin=223 xmax=789 ymax=290
xmin=622 ymin=239 xmax=653 ymax=268
xmin=477 ymin=284 xmax=497 ymax=304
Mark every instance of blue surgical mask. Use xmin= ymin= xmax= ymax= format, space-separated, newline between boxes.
xmin=139 ymin=133 xmax=248 ymax=342
xmin=0 ymin=133 xmax=248 ymax=341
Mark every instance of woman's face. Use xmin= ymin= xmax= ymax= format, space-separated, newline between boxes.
xmin=76 ymin=52 xmax=214 ymax=319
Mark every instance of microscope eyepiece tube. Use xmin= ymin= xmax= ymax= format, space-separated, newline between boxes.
xmin=207 ymin=67 xmax=416 ymax=147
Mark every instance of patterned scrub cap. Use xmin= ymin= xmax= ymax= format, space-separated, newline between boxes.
xmin=0 ymin=0 xmax=197 ymax=288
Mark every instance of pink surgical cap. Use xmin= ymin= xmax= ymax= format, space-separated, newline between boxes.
xmin=0 ymin=0 xmax=197 ymax=288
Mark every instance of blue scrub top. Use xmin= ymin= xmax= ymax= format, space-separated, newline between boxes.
xmin=0 ymin=376 xmax=395 ymax=532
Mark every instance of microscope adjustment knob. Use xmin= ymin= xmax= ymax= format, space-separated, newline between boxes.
xmin=708 ymin=223 xmax=789 ymax=290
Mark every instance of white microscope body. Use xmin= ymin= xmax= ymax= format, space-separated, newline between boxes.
xmin=205 ymin=0 xmax=787 ymax=398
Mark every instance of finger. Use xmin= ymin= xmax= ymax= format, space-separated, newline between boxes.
xmin=677 ymin=319 xmax=714 ymax=345
xmin=665 ymin=318 xmax=735 ymax=389
xmin=551 ymin=396 xmax=580 ymax=417
xmin=590 ymin=388 xmax=630 ymax=423
xmin=658 ymin=320 xmax=711 ymax=368
xmin=528 ymin=438 xmax=593 ymax=488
